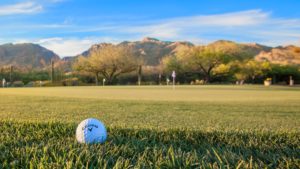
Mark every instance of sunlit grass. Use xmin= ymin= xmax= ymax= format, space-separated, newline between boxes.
xmin=0 ymin=86 xmax=299 ymax=168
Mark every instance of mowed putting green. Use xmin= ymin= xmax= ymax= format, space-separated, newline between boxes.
xmin=0 ymin=86 xmax=299 ymax=168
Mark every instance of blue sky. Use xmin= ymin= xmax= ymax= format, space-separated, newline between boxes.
xmin=0 ymin=0 xmax=299 ymax=56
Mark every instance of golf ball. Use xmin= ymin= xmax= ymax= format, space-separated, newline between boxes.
xmin=76 ymin=118 xmax=107 ymax=144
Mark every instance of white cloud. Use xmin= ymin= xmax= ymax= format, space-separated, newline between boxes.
xmin=35 ymin=37 xmax=122 ymax=57
xmin=36 ymin=38 xmax=96 ymax=56
xmin=131 ymin=9 xmax=299 ymax=46
xmin=162 ymin=9 xmax=269 ymax=27
xmin=0 ymin=2 xmax=43 ymax=16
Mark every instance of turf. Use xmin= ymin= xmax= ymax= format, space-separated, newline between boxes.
xmin=0 ymin=85 xmax=299 ymax=168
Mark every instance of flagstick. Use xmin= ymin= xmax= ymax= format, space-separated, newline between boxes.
xmin=172 ymin=70 xmax=176 ymax=90
xmin=173 ymin=77 xmax=175 ymax=90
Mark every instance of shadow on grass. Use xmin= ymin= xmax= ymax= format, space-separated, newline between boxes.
xmin=109 ymin=128 xmax=299 ymax=164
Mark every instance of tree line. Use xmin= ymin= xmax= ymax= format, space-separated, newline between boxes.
xmin=73 ymin=44 xmax=300 ymax=85
xmin=1 ymin=44 xmax=299 ymax=86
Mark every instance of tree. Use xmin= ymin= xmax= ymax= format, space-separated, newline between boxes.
xmin=247 ymin=60 xmax=270 ymax=82
xmin=74 ymin=56 xmax=100 ymax=85
xmin=268 ymin=64 xmax=300 ymax=84
xmin=234 ymin=72 xmax=248 ymax=84
xmin=50 ymin=60 xmax=54 ymax=83
xmin=164 ymin=45 xmax=232 ymax=83
xmin=74 ymin=44 xmax=140 ymax=85
xmin=160 ymin=55 xmax=183 ymax=74
xmin=137 ymin=65 xmax=142 ymax=86
xmin=234 ymin=60 xmax=271 ymax=84
xmin=10 ymin=65 xmax=13 ymax=83
xmin=212 ymin=64 xmax=232 ymax=76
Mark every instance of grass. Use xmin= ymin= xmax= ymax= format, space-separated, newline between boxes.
xmin=0 ymin=85 xmax=299 ymax=168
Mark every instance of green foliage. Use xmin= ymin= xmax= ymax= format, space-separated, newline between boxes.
xmin=62 ymin=78 xmax=79 ymax=86
xmin=162 ymin=46 xmax=233 ymax=83
xmin=233 ymin=60 xmax=271 ymax=83
xmin=11 ymin=81 xmax=24 ymax=87
xmin=234 ymin=72 xmax=248 ymax=82
xmin=212 ymin=64 xmax=231 ymax=76
xmin=20 ymin=71 xmax=50 ymax=84
xmin=0 ymin=67 xmax=50 ymax=85
xmin=161 ymin=55 xmax=183 ymax=74
xmin=268 ymin=64 xmax=300 ymax=83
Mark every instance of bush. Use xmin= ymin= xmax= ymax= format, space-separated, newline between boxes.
xmin=25 ymin=81 xmax=35 ymax=87
xmin=191 ymin=79 xmax=205 ymax=85
xmin=12 ymin=81 xmax=24 ymax=87
xmin=62 ymin=78 xmax=79 ymax=86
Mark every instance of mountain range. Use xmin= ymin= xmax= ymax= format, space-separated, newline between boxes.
xmin=0 ymin=38 xmax=299 ymax=70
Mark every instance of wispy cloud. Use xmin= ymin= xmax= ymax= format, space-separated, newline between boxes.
xmin=155 ymin=9 xmax=269 ymax=27
xmin=111 ymin=9 xmax=299 ymax=46
xmin=8 ymin=9 xmax=300 ymax=56
xmin=76 ymin=10 xmax=270 ymax=37
xmin=116 ymin=10 xmax=298 ymax=41
xmin=0 ymin=2 xmax=43 ymax=16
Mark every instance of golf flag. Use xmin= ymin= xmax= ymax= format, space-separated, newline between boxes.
xmin=172 ymin=71 xmax=176 ymax=78
xmin=2 ymin=78 xmax=5 ymax=88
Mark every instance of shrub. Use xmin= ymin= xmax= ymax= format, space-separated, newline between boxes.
xmin=12 ymin=81 xmax=24 ymax=87
xmin=62 ymin=78 xmax=79 ymax=86
xmin=191 ymin=79 xmax=205 ymax=85
xmin=25 ymin=81 xmax=35 ymax=87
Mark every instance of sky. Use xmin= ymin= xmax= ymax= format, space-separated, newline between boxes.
xmin=0 ymin=0 xmax=300 ymax=57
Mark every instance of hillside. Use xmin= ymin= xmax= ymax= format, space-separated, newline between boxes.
xmin=81 ymin=37 xmax=194 ymax=65
xmin=80 ymin=38 xmax=276 ymax=65
xmin=255 ymin=45 xmax=300 ymax=65
xmin=0 ymin=43 xmax=60 ymax=69
xmin=207 ymin=40 xmax=272 ymax=60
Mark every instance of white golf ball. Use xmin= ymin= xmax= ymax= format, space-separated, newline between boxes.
xmin=76 ymin=118 xmax=107 ymax=144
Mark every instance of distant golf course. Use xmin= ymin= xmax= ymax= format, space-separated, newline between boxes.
xmin=0 ymin=85 xmax=299 ymax=168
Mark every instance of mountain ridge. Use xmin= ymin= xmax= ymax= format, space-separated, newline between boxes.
xmin=0 ymin=43 xmax=60 ymax=69
xmin=0 ymin=38 xmax=299 ymax=69
xmin=80 ymin=37 xmax=194 ymax=65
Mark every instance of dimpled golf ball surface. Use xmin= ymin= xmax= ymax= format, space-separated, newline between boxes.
xmin=76 ymin=118 xmax=107 ymax=144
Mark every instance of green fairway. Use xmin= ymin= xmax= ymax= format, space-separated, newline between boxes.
xmin=0 ymin=86 xmax=299 ymax=168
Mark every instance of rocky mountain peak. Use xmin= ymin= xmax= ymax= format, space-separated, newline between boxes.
xmin=142 ymin=37 xmax=160 ymax=43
